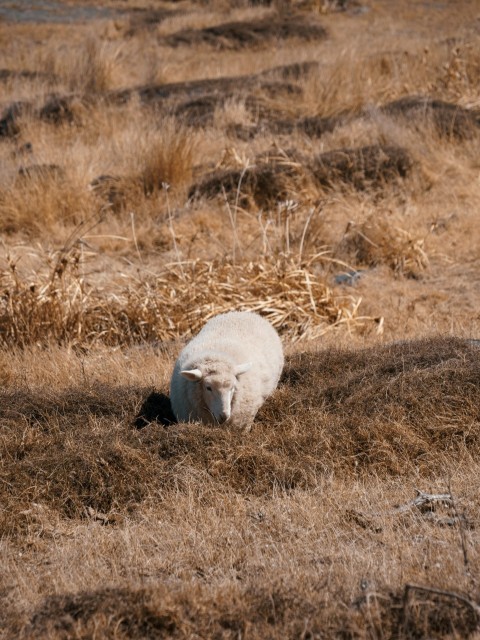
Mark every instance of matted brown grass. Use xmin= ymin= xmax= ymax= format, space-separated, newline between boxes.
xmin=1 ymin=337 xmax=480 ymax=638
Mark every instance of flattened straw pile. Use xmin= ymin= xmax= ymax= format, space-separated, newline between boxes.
xmin=0 ymin=254 xmax=366 ymax=346
xmin=149 ymin=258 xmax=364 ymax=340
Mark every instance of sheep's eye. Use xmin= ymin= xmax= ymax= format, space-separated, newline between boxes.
xmin=205 ymin=385 xmax=212 ymax=392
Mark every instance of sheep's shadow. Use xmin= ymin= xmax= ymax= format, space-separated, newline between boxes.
xmin=134 ymin=392 xmax=177 ymax=429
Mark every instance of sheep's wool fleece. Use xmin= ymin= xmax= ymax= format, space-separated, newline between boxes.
xmin=170 ymin=311 xmax=284 ymax=427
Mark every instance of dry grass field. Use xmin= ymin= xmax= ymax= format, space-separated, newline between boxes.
xmin=0 ymin=0 xmax=480 ymax=637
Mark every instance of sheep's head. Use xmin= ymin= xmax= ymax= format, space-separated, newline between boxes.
xmin=181 ymin=361 xmax=251 ymax=424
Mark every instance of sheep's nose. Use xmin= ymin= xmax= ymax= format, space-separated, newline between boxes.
xmin=218 ymin=411 xmax=229 ymax=423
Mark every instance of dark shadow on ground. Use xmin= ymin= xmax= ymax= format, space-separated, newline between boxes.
xmin=134 ymin=391 xmax=176 ymax=428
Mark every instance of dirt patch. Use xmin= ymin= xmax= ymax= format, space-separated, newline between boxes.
xmin=381 ymin=96 xmax=480 ymax=139
xmin=164 ymin=14 xmax=327 ymax=49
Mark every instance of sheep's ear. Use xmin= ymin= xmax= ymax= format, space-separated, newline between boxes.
xmin=181 ymin=368 xmax=203 ymax=381
xmin=235 ymin=362 xmax=252 ymax=377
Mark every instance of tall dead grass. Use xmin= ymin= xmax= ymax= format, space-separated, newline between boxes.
xmin=42 ymin=37 xmax=124 ymax=95
xmin=0 ymin=170 xmax=96 ymax=235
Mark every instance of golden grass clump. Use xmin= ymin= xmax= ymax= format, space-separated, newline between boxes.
xmin=0 ymin=249 xmax=364 ymax=346
xmin=136 ymin=119 xmax=198 ymax=194
xmin=0 ymin=167 xmax=97 ymax=235
xmin=88 ymin=117 xmax=199 ymax=214
xmin=44 ymin=37 xmax=123 ymax=95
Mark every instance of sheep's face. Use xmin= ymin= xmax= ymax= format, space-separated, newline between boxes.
xmin=181 ymin=362 xmax=251 ymax=424
xmin=202 ymin=374 xmax=236 ymax=423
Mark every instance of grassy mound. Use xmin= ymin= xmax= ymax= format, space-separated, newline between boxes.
xmin=191 ymin=144 xmax=413 ymax=205
xmin=164 ymin=15 xmax=328 ymax=50
xmin=1 ymin=337 xmax=478 ymax=536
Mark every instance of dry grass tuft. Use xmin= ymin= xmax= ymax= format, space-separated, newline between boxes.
xmin=336 ymin=216 xmax=429 ymax=277
xmin=137 ymin=119 xmax=197 ymax=194
xmin=0 ymin=169 xmax=95 ymax=235
xmin=45 ymin=37 xmax=122 ymax=95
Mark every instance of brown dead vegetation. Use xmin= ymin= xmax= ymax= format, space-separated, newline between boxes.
xmin=20 ymin=580 xmax=480 ymax=640
xmin=1 ymin=337 xmax=479 ymax=539
xmin=164 ymin=14 xmax=328 ymax=49
xmin=336 ymin=216 xmax=428 ymax=277
xmin=191 ymin=144 xmax=414 ymax=206
xmin=0 ymin=252 xmax=362 ymax=346
xmin=1 ymin=2 xmax=480 ymax=638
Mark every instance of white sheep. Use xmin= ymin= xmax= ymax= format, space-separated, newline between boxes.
xmin=170 ymin=311 xmax=284 ymax=431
